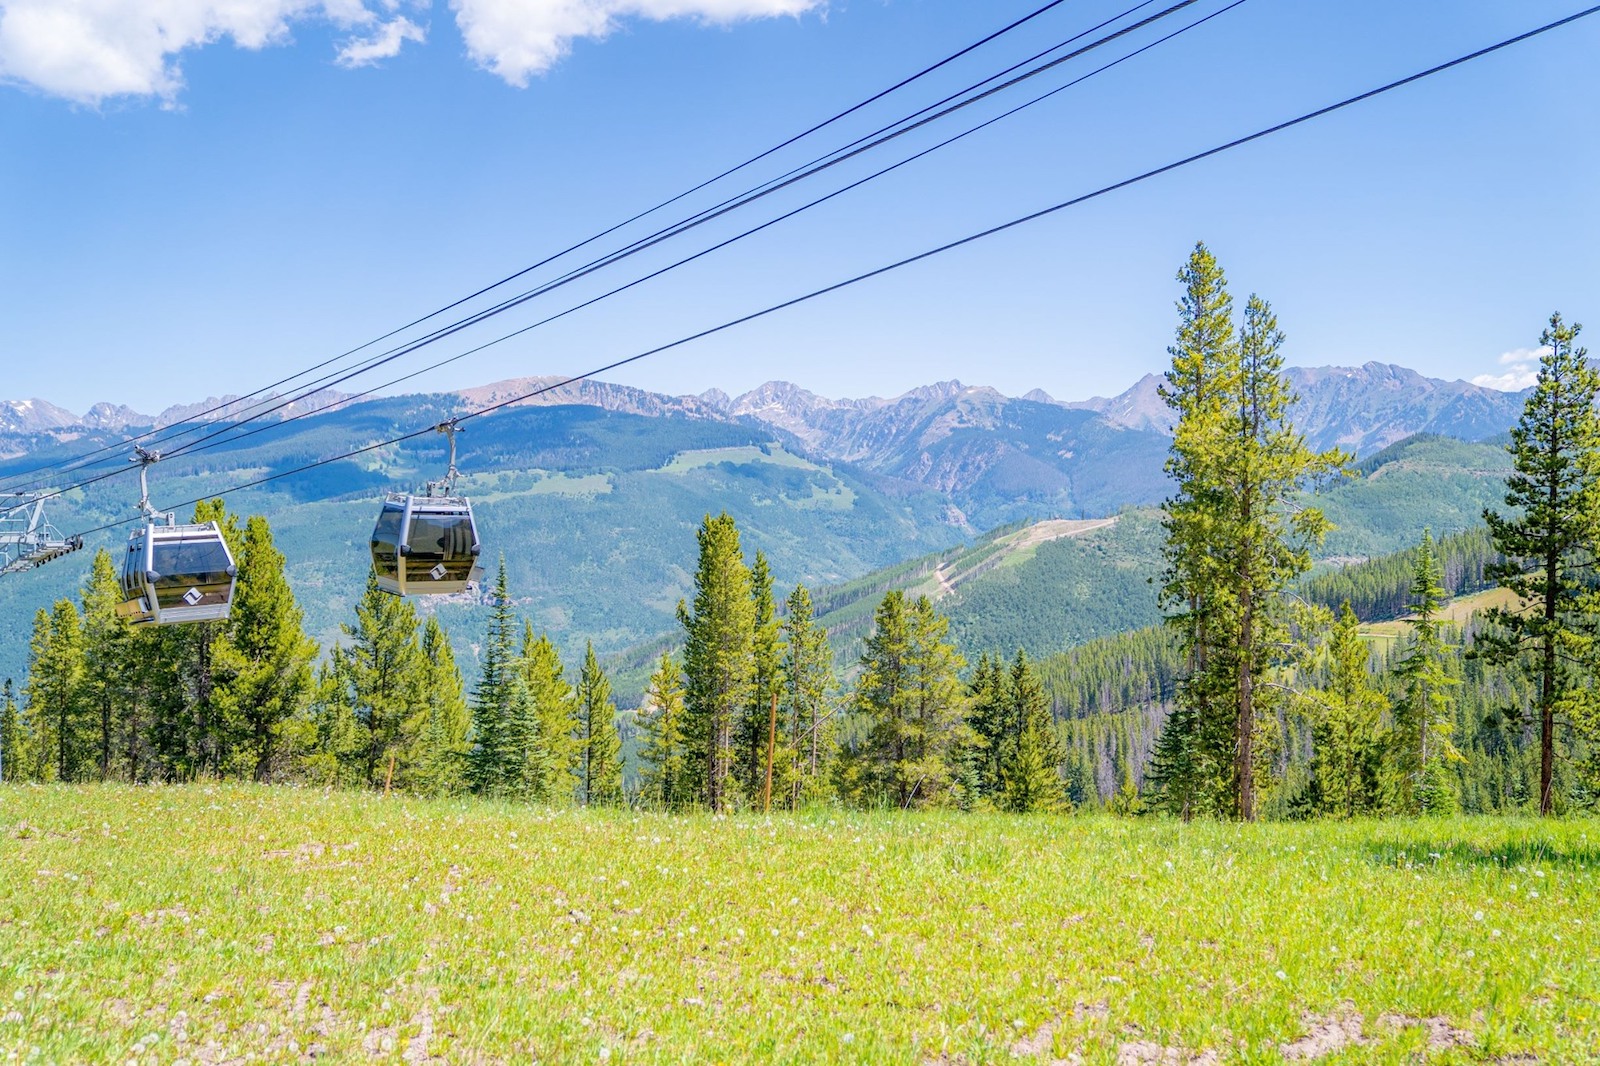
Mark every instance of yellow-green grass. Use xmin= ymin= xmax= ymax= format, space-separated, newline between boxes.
xmin=2 ymin=787 xmax=1597 ymax=1063
xmin=1363 ymin=587 xmax=1519 ymax=644
xmin=655 ymin=446 xmax=819 ymax=475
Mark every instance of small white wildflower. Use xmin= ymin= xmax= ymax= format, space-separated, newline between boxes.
xmin=1473 ymin=911 xmax=1485 ymax=922
xmin=1275 ymin=970 xmax=1288 ymax=981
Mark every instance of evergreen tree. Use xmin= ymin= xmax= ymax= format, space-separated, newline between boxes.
xmin=296 ymin=647 xmax=369 ymax=788
xmin=1389 ymin=530 xmax=1461 ymax=814
xmin=741 ymin=551 xmax=782 ymax=798
xmin=1480 ymin=313 xmax=1600 ymax=815
xmin=1153 ymin=241 xmax=1236 ymax=820
xmin=1310 ymin=603 xmax=1386 ymax=818
xmin=576 ymin=642 xmax=622 ymax=806
xmin=24 ymin=600 xmax=87 ymax=782
xmin=343 ymin=573 xmax=425 ymax=788
xmin=1153 ymin=244 xmax=1344 ymax=820
xmin=853 ymin=593 xmax=970 ymax=808
xmin=1 ymin=680 xmax=24 ymax=784
xmin=678 ymin=513 xmax=754 ymax=812
xmin=638 ymin=653 xmax=690 ymax=809
xmin=521 ymin=627 xmax=578 ymax=803
xmin=1000 ymin=651 xmax=1068 ymax=813
xmin=469 ymin=559 xmax=518 ymax=793
xmin=967 ymin=652 xmax=1012 ymax=800
xmin=781 ymin=583 xmax=835 ymax=807
xmin=853 ymin=590 xmax=913 ymax=807
xmin=218 ymin=516 xmax=318 ymax=781
xmin=407 ymin=617 xmax=470 ymax=796
xmin=181 ymin=498 xmax=243 ymax=777
xmin=79 ymin=549 xmax=131 ymax=781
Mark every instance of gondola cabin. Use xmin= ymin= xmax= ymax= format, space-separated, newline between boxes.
xmin=118 ymin=519 xmax=237 ymax=626
xmin=370 ymin=492 xmax=482 ymax=596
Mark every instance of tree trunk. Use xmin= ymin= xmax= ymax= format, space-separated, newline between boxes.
xmin=1237 ymin=586 xmax=1255 ymax=822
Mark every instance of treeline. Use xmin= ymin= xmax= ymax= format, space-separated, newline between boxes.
xmin=633 ymin=513 xmax=1069 ymax=812
xmin=4 ymin=504 xmax=317 ymax=784
xmin=1299 ymin=526 xmax=1499 ymax=621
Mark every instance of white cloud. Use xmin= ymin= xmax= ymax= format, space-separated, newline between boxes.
xmin=450 ymin=0 xmax=823 ymax=87
xmin=0 ymin=0 xmax=817 ymax=103
xmin=336 ymin=14 xmax=424 ymax=67
xmin=1472 ymin=368 xmax=1539 ymax=392
xmin=1498 ymin=345 xmax=1550 ymax=366
xmin=0 ymin=0 xmax=412 ymax=104
xmin=1473 ymin=345 xmax=1547 ymax=391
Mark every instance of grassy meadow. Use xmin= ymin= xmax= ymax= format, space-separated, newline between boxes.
xmin=1 ymin=786 xmax=1596 ymax=1064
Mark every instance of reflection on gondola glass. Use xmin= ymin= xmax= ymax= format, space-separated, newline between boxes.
xmin=369 ymin=495 xmax=482 ymax=596
xmin=118 ymin=522 xmax=238 ymax=625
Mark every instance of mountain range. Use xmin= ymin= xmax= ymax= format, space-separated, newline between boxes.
xmin=0 ymin=363 xmax=1529 ymax=691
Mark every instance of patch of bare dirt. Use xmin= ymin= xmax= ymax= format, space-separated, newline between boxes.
xmin=1281 ymin=1008 xmax=1367 ymax=1060
xmin=1116 ymin=1042 xmax=1218 ymax=1065
xmin=1377 ymin=1014 xmax=1476 ymax=1051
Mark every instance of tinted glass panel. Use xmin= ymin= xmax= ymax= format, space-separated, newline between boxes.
xmin=150 ymin=536 xmax=233 ymax=592
xmin=121 ymin=536 xmax=146 ymax=596
xmin=405 ymin=514 xmax=474 ymax=560
xmin=371 ymin=505 xmax=404 ymax=548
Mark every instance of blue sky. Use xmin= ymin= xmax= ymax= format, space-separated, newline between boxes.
xmin=2 ymin=0 xmax=1597 ymax=415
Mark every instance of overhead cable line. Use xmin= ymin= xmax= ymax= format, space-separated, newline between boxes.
xmin=45 ymin=2 xmax=1599 ymax=550
xmin=46 ymin=0 xmax=1203 ymax=480
xmin=160 ymin=0 xmax=1243 ymax=466
xmin=0 ymin=0 xmax=1086 ymax=495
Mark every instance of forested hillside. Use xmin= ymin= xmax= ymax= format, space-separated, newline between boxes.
xmin=0 ymin=402 xmax=965 ymax=683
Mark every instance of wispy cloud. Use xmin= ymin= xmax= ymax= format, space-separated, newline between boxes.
xmin=1472 ymin=345 xmax=1548 ymax=392
xmin=336 ymin=14 xmax=424 ymax=67
xmin=450 ymin=0 xmax=824 ymax=87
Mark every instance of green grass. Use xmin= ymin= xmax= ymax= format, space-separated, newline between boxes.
xmin=3 ymin=787 xmax=1598 ymax=1063
xmin=655 ymin=445 xmax=820 ymax=475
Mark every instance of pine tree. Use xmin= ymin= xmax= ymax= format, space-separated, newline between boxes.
xmin=576 ymin=642 xmax=622 ymax=805
xmin=469 ymin=559 xmax=518 ymax=793
xmin=182 ymin=498 xmax=243 ymax=777
xmin=854 ymin=590 xmax=913 ymax=807
xmin=296 ymin=647 xmax=368 ymax=788
xmin=967 ymin=652 xmax=1012 ymax=800
xmin=1389 ymin=530 xmax=1461 ymax=814
xmin=79 ymin=549 xmax=131 ymax=781
xmin=1000 ymin=650 xmax=1068 ymax=813
xmin=853 ymin=593 xmax=970 ymax=808
xmin=741 ymin=551 xmax=782 ymax=798
xmin=1480 ymin=313 xmax=1600 ymax=815
xmin=24 ymin=600 xmax=87 ymax=782
xmin=638 ymin=653 xmax=689 ymax=809
xmin=781 ymin=583 xmax=835 ymax=808
xmin=343 ymin=573 xmax=425 ymax=788
xmin=521 ymin=627 xmax=578 ymax=803
xmin=903 ymin=596 xmax=971 ymax=809
xmin=1 ymin=679 xmax=24 ymax=784
xmin=1310 ymin=603 xmax=1386 ymax=818
xmin=407 ymin=617 xmax=470 ymax=796
xmin=218 ymin=516 xmax=318 ymax=781
xmin=678 ymin=513 xmax=755 ymax=812
xmin=1153 ymin=244 xmax=1344 ymax=820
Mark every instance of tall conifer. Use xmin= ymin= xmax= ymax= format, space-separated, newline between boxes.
xmin=638 ymin=653 xmax=689 ymax=809
xmin=576 ymin=642 xmax=622 ymax=806
xmin=1390 ymin=530 xmax=1460 ymax=813
xmin=678 ymin=513 xmax=754 ymax=811
xmin=1480 ymin=313 xmax=1600 ymax=815
xmin=781 ymin=583 xmax=834 ymax=807
xmin=469 ymin=559 xmax=518 ymax=792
